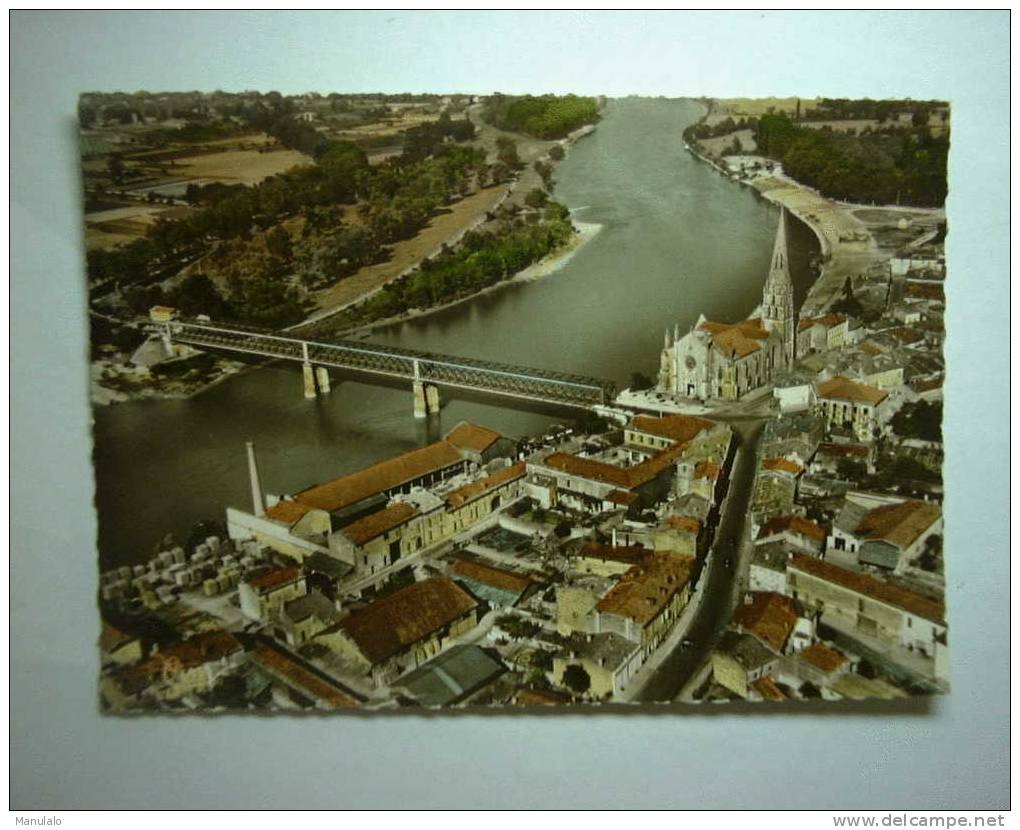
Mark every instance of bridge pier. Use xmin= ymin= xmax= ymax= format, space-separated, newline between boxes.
xmin=413 ymin=381 xmax=441 ymax=418
xmin=314 ymin=366 xmax=331 ymax=394
xmin=160 ymin=324 xmax=174 ymax=358
xmin=302 ymin=362 xmax=317 ymax=399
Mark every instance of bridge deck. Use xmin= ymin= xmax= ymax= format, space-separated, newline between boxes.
xmin=157 ymin=320 xmax=615 ymax=408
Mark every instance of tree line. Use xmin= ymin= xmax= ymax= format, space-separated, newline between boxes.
xmin=754 ymin=113 xmax=948 ymax=206
xmin=344 ymin=201 xmax=575 ymax=324
xmin=482 ymin=94 xmax=599 ymax=139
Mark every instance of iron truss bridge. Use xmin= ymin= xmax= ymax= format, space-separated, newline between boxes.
xmin=152 ymin=319 xmax=616 ymax=409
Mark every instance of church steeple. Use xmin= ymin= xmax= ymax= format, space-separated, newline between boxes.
xmin=762 ymin=207 xmax=796 ymax=367
xmin=766 ymin=206 xmax=791 ymax=289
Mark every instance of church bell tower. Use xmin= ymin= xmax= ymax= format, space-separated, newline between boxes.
xmin=762 ymin=207 xmax=796 ymax=367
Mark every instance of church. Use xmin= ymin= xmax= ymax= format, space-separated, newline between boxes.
xmin=657 ymin=208 xmax=796 ymax=402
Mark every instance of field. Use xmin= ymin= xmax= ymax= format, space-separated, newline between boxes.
xmin=304 ymin=183 xmax=510 ymax=322
xmin=82 ymin=134 xmax=310 ymax=249
xmin=716 ymin=97 xmax=820 ymax=117
xmin=698 ymin=129 xmax=757 ymax=156
xmin=155 ymin=145 xmax=310 ymax=186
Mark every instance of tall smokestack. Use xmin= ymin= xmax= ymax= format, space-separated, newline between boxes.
xmin=246 ymin=441 xmax=265 ymax=517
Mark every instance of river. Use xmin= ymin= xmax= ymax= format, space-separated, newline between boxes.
xmin=93 ymin=97 xmax=818 ymax=569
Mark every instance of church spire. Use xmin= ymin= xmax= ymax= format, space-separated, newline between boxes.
xmin=762 ymin=207 xmax=796 ymax=367
xmin=767 ymin=207 xmax=791 ymax=287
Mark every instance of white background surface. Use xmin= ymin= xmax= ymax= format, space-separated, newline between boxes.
xmin=10 ymin=11 xmax=1010 ymax=809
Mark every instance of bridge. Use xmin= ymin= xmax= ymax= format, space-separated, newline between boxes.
xmin=148 ymin=319 xmax=616 ymax=417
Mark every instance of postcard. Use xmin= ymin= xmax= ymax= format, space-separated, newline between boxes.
xmin=84 ymin=91 xmax=948 ymax=711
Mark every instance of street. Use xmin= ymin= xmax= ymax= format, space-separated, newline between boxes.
xmin=634 ymin=418 xmax=765 ymax=702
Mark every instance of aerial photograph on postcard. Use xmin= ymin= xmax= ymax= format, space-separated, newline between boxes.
xmin=83 ymin=90 xmax=949 ymax=711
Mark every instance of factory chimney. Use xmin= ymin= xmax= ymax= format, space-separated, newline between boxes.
xmin=246 ymin=441 xmax=266 ymax=517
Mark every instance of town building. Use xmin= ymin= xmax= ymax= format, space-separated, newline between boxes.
xmin=239 ymin=566 xmax=307 ymax=623
xmin=755 ymin=514 xmax=827 ymax=555
xmin=552 ymin=631 xmax=644 ymax=699
xmin=394 ymin=644 xmax=506 ymax=707
xmin=101 ymin=629 xmax=245 ymax=710
xmin=711 ymin=630 xmax=781 ymax=698
xmin=227 ymin=423 xmax=524 ymax=579
xmin=249 ymin=645 xmax=361 ymax=710
xmin=785 ymin=555 xmax=947 ymax=669
xmin=315 ymin=576 xmax=479 ymax=684
xmin=813 ymin=375 xmax=891 ymax=442
xmin=730 ymin=592 xmax=800 ymax=654
xmin=279 ymin=591 xmax=342 ymax=646
xmin=594 ymin=551 xmax=695 ymax=657
xmin=450 ymin=556 xmax=536 ymax=608
xmin=828 ymin=494 xmax=942 ymax=572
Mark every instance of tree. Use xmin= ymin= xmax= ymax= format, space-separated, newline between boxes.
xmin=495 ymin=136 xmax=521 ymax=169
xmin=524 ymin=188 xmax=549 ymax=210
xmin=562 ymin=664 xmax=591 ymax=695
xmin=548 ymin=144 xmax=565 ymax=161
xmin=265 ymin=226 xmax=293 ymax=261
xmin=836 ymin=458 xmax=867 ymax=480
xmin=167 ymin=274 xmax=232 ymax=319
xmin=799 ymin=681 xmax=821 ymax=699
xmin=533 ymin=160 xmax=554 ymax=188
xmin=891 ymin=400 xmax=942 ymax=442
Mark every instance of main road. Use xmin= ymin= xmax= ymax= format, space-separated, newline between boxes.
xmin=634 ymin=416 xmax=765 ymax=702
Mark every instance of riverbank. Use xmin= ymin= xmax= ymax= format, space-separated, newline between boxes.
xmin=91 ymin=354 xmax=249 ymax=407
xmin=683 ymin=139 xmax=889 ymax=317
xmin=338 ymin=219 xmax=602 ymax=337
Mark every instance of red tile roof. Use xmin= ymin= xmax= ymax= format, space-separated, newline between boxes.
xmin=763 ymin=457 xmax=804 ymax=476
xmin=264 ymin=499 xmax=313 ymax=526
xmin=247 ymin=566 xmax=303 ymax=594
xmin=542 ymin=442 xmax=685 ymax=491
xmin=151 ymin=630 xmax=242 ymax=673
xmin=732 ymin=592 xmax=799 ymax=652
xmin=251 ymin=646 xmax=360 ymax=709
xmin=759 ymin=515 xmax=826 ymax=543
xmin=294 ymin=440 xmax=464 ymax=513
xmin=605 ymin=489 xmax=640 ymax=506
xmin=789 ymin=555 xmax=944 ymax=622
xmin=451 ymin=558 xmax=534 ymax=594
xmin=514 ymin=688 xmax=571 ymax=706
xmin=329 ymin=577 xmax=478 ymax=665
xmin=817 ymin=442 xmax=870 ymax=459
xmin=751 ymin=676 xmax=788 ymax=701
xmin=815 ymin=376 xmax=888 ymax=406
xmin=798 ymin=313 xmax=847 ymax=332
xmin=629 ymin=414 xmax=716 ymax=445
xmin=905 ymin=283 xmax=945 ymax=303
xmin=445 ymin=462 xmax=526 ymax=509
xmin=853 ymin=500 xmax=941 ymax=551
xmin=693 ymin=461 xmax=721 ymax=481
xmin=577 ymin=542 xmax=650 ymax=567
xmin=596 ymin=552 xmax=695 ymax=626
xmin=700 ymin=319 xmax=771 ymax=358
xmin=798 ymin=642 xmax=848 ymax=674
xmin=340 ymin=502 xmax=418 ymax=546
xmin=664 ymin=515 xmax=702 ymax=535
xmin=445 ymin=422 xmax=504 ymax=454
